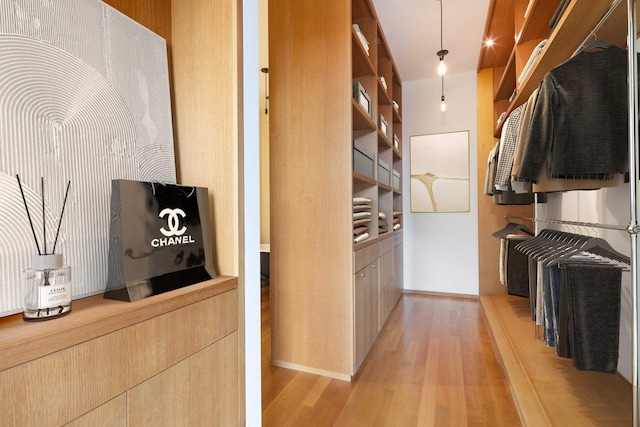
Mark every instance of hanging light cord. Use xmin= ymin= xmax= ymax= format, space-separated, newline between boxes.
xmin=436 ymin=1 xmax=448 ymax=69
xmin=440 ymin=0 xmax=443 ymax=52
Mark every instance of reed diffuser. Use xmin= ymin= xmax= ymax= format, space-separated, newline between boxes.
xmin=17 ymin=175 xmax=72 ymax=321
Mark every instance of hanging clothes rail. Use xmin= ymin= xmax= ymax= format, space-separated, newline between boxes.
xmin=504 ymin=216 xmax=629 ymax=232
xmin=535 ymin=217 xmax=630 ymax=232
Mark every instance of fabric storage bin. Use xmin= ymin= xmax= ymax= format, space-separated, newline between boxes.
xmin=353 ymin=140 xmax=374 ymax=179
xmin=378 ymin=159 xmax=391 ymax=186
xmin=392 ymin=169 xmax=400 ymax=190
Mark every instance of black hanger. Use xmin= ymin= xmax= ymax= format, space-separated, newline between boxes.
xmin=492 ymin=222 xmax=534 ymax=239
xmin=538 ymin=233 xmax=590 ymax=264
xmin=513 ymin=229 xmax=554 ymax=255
xmin=548 ymin=236 xmax=630 ymax=265
xmin=582 ymin=40 xmax=610 ymax=52
xmin=515 ymin=229 xmax=586 ymax=260
xmin=532 ymin=235 xmax=584 ymax=261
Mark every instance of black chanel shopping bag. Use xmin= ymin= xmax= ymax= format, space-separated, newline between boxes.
xmin=105 ymin=180 xmax=217 ymax=301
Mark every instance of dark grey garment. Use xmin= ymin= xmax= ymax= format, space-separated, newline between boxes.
xmin=556 ymin=265 xmax=573 ymax=358
xmin=505 ymin=238 xmax=530 ymax=298
xmin=492 ymin=190 xmax=536 ymax=205
xmin=563 ymin=263 xmax=622 ymax=374
xmin=517 ymin=46 xmax=629 ymax=183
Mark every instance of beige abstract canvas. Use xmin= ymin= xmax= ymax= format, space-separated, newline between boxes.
xmin=410 ymin=131 xmax=469 ymax=213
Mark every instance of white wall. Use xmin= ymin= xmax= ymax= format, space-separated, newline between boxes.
xmin=537 ymin=186 xmax=633 ymax=382
xmin=403 ymin=71 xmax=479 ymax=295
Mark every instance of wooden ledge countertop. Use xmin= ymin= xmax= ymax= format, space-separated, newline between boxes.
xmin=0 ymin=275 xmax=238 ymax=372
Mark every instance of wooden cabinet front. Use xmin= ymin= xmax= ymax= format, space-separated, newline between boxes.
xmin=0 ymin=277 xmax=238 ymax=426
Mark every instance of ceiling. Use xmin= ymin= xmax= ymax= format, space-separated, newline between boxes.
xmin=371 ymin=0 xmax=491 ymax=82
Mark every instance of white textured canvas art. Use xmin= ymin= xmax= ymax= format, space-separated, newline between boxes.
xmin=0 ymin=0 xmax=175 ymax=315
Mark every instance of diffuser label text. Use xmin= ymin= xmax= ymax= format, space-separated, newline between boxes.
xmin=39 ymin=282 xmax=72 ymax=309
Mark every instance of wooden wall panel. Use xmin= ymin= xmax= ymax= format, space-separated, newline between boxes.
xmin=476 ymin=69 xmax=533 ymax=295
xmin=269 ymin=0 xmax=354 ymax=376
xmin=102 ymin=0 xmax=172 ymax=40
xmin=66 ymin=394 xmax=128 ymax=427
xmin=171 ymin=0 xmax=241 ymax=277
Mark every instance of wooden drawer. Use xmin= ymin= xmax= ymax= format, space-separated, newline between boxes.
xmin=394 ymin=230 xmax=403 ymax=246
xmin=378 ymin=232 xmax=394 ymax=254
xmin=378 ymin=246 xmax=394 ymax=288
xmin=354 ymin=242 xmax=378 ymax=273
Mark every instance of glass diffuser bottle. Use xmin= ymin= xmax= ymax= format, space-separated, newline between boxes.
xmin=16 ymin=175 xmax=72 ymax=321
xmin=24 ymin=253 xmax=71 ymax=320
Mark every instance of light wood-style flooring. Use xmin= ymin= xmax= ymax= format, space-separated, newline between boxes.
xmin=262 ymin=290 xmax=521 ymax=426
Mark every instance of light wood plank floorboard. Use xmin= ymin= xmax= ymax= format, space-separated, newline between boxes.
xmin=481 ymin=294 xmax=632 ymax=426
xmin=262 ymin=290 xmax=521 ymax=426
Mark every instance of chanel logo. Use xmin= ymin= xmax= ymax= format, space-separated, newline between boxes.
xmin=159 ymin=208 xmax=187 ymax=237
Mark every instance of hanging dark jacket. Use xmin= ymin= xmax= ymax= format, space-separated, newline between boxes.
xmin=515 ymin=45 xmax=629 ymax=183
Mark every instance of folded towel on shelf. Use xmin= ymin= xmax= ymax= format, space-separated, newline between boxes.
xmin=353 ymin=211 xmax=372 ymax=219
xmin=354 ymin=232 xmax=370 ymax=244
xmin=353 ymin=196 xmax=372 ymax=204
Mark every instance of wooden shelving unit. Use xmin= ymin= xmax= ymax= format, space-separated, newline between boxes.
xmin=479 ymin=0 xmax=628 ymax=137
xmin=269 ymin=0 xmax=403 ymax=380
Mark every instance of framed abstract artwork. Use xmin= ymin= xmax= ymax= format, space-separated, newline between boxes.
xmin=410 ymin=131 xmax=470 ymax=213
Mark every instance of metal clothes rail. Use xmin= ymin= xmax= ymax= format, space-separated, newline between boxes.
xmin=535 ymin=217 xmax=630 ymax=232
xmin=505 ymin=215 xmax=630 ymax=232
